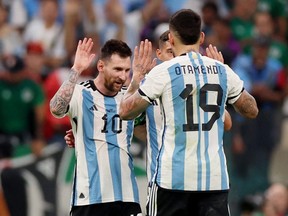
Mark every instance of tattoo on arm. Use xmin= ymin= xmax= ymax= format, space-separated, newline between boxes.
xmin=234 ymin=92 xmax=258 ymax=119
xmin=50 ymin=70 xmax=79 ymax=117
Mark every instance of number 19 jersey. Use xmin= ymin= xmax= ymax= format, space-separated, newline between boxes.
xmin=139 ymin=52 xmax=244 ymax=192
xmin=66 ymin=80 xmax=139 ymax=206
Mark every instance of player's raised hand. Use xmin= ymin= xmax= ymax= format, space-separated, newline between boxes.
xmin=72 ymin=38 xmax=96 ymax=74
xmin=132 ymin=39 xmax=157 ymax=82
xmin=206 ymin=44 xmax=224 ymax=63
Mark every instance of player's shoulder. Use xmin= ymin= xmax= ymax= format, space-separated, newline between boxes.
xmin=79 ymin=80 xmax=97 ymax=91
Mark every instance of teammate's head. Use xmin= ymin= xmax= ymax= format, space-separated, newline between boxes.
xmin=156 ymin=30 xmax=173 ymax=61
xmin=99 ymin=39 xmax=132 ymax=60
xmin=168 ymin=9 xmax=205 ymax=55
xmin=97 ymin=39 xmax=132 ymax=94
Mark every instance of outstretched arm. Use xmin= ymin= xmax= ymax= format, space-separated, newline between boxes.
xmin=50 ymin=38 xmax=95 ymax=118
xmin=119 ymin=40 xmax=156 ymax=120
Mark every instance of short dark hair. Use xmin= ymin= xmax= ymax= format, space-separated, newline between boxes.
xmin=169 ymin=9 xmax=202 ymax=45
xmin=158 ymin=30 xmax=170 ymax=48
xmin=100 ymin=39 xmax=132 ymax=60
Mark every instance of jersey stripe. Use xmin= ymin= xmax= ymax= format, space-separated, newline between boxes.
xmin=168 ymin=63 xmax=186 ymax=189
xmin=146 ymin=105 xmax=159 ymax=182
xmin=197 ymin=53 xmax=211 ymax=190
xmin=189 ymin=53 xmax=203 ymax=190
xmin=82 ymin=89 xmax=102 ymax=202
xmin=125 ymin=116 xmax=139 ymax=202
xmin=217 ymin=62 xmax=229 ymax=189
xmin=104 ymin=96 xmax=123 ymax=201
xmin=129 ymin=153 xmax=140 ymax=203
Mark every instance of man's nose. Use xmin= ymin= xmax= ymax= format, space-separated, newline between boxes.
xmin=119 ymin=71 xmax=127 ymax=80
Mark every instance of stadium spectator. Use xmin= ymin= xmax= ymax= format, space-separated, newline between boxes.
xmin=63 ymin=0 xmax=99 ymax=62
xmin=201 ymin=1 xmax=220 ymax=37
xmin=262 ymin=183 xmax=288 ymax=216
xmin=0 ymin=55 xmax=46 ymax=159
xmin=23 ymin=41 xmax=46 ymax=82
xmin=230 ymin=35 xmax=284 ymax=214
xmin=229 ymin=0 xmax=257 ymax=49
xmin=252 ymin=11 xmax=288 ymax=72
xmin=204 ymin=17 xmax=241 ymax=65
xmin=257 ymin=0 xmax=287 ymax=42
xmin=97 ymin=0 xmax=163 ymax=49
xmin=22 ymin=0 xmax=66 ymax=76
xmin=0 ymin=3 xmax=24 ymax=60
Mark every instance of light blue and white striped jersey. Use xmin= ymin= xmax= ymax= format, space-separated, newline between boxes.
xmin=66 ymin=80 xmax=139 ymax=206
xmin=145 ymin=99 xmax=162 ymax=184
xmin=139 ymin=51 xmax=244 ymax=191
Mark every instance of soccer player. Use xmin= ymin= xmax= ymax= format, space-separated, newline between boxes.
xmin=119 ymin=9 xmax=258 ymax=216
xmin=136 ymin=30 xmax=232 ymax=186
xmin=50 ymin=38 xmax=153 ymax=216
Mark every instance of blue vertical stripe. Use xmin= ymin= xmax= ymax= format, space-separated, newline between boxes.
xmin=126 ymin=119 xmax=134 ymax=149
xmin=146 ymin=105 xmax=159 ymax=182
xmin=72 ymin=163 xmax=78 ymax=205
xmin=82 ymin=90 xmax=102 ymax=202
xmin=216 ymin=62 xmax=229 ymax=189
xmin=188 ymin=53 xmax=202 ymax=190
xmin=104 ymin=97 xmax=122 ymax=200
xmin=128 ymin=154 xmax=140 ymax=203
xmin=126 ymin=119 xmax=139 ymax=202
xmin=168 ymin=63 xmax=186 ymax=189
xmin=196 ymin=53 xmax=211 ymax=190
xmin=155 ymin=117 xmax=166 ymax=184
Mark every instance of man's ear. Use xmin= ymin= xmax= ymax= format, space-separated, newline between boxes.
xmin=199 ymin=32 xmax=205 ymax=45
xmin=168 ymin=32 xmax=174 ymax=46
xmin=97 ymin=60 xmax=104 ymax=72
xmin=155 ymin=48 xmax=161 ymax=59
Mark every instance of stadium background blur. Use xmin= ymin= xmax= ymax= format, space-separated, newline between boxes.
xmin=0 ymin=0 xmax=288 ymax=215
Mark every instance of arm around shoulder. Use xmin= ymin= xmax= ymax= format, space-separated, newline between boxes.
xmin=233 ymin=90 xmax=258 ymax=119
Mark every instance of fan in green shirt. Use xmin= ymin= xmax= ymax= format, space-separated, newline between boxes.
xmin=0 ymin=55 xmax=45 ymax=158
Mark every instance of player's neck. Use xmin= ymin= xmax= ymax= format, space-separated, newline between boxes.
xmin=173 ymin=44 xmax=200 ymax=56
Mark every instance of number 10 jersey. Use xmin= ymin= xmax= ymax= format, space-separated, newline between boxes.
xmin=66 ymin=80 xmax=139 ymax=206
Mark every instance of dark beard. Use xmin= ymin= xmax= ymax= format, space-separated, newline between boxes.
xmin=104 ymin=81 xmax=123 ymax=93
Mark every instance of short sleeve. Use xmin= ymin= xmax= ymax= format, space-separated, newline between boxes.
xmin=139 ymin=65 xmax=167 ymax=103
xmin=66 ymin=84 xmax=81 ymax=118
xmin=226 ymin=65 xmax=245 ymax=104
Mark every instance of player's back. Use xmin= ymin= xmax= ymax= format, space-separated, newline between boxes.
xmin=140 ymin=51 xmax=243 ymax=192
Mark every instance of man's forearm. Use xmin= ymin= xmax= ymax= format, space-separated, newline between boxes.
xmin=123 ymin=78 xmax=141 ymax=100
xmin=50 ymin=69 xmax=79 ymax=118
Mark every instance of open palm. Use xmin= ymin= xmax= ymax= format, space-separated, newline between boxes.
xmin=73 ymin=38 xmax=96 ymax=73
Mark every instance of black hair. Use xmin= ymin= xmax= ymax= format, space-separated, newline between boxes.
xmin=99 ymin=39 xmax=132 ymax=60
xmin=169 ymin=9 xmax=202 ymax=45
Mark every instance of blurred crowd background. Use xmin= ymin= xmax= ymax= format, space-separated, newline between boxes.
xmin=0 ymin=0 xmax=288 ymax=216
